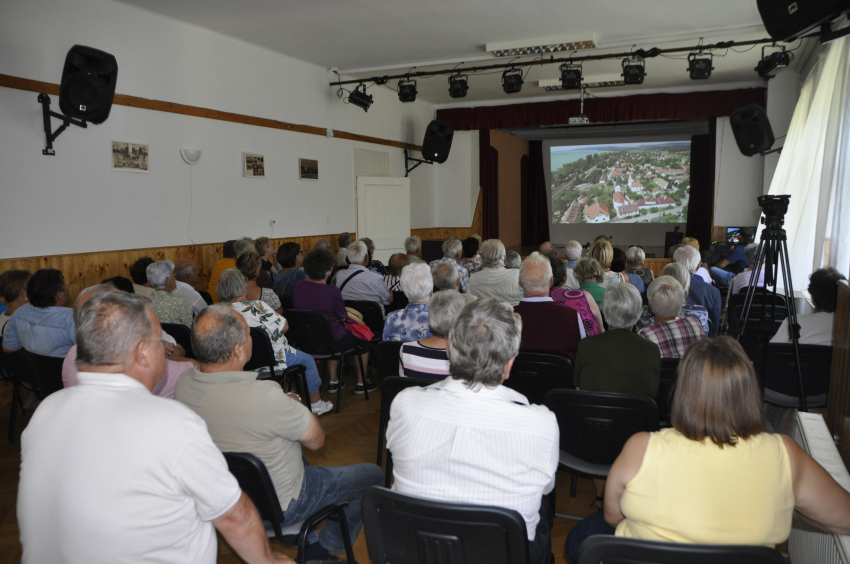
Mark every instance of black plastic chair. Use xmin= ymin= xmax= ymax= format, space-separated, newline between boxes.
xmin=197 ymin=290 xmax=214 ymax=306
xmin=544 ymin=389 xmax=659 ymax=516
xmin=0 ymin=337 xmax=28 ymax=443
xmin=374 ymin=341 xmax=403 ymax=381
xmin=376 ymin=376 xmax=432 ymax=485
xmin=24 ymin=350 xmax=65 ymax=398
xmin=726 ymin=288 xmax=786 ymax=312
xmin=284 ymin=309 xmax=369 ymax=412
xmin=656 ymin=358 xmax=680 ymax=426
xmin=362 ymin=486 xmax=541 ymax=564
xmin=385 ymin=291 xmax=409 ymax=315
xmin=577 ymin=535 xmax=785 ymax=564
xmin=763 ymin=343 xmax=832 ymax=409
xmin=160 ymin=322 xmax=196 ymax=360
xmin=504 ymin=352 xmax=574 ymax=405
xmin=223 ymin=452 xmax=355 ymax=564
xmin=244 ymin=327 xmax=310 ymax=410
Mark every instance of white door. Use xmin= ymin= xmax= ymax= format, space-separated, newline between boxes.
xmin=356 ymin=176 xmax=410 ymax=265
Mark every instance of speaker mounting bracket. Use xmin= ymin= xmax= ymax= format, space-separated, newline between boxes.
xmin=761 ymin=146 xmax=782 ymax=156
xmin=37 ymin=93 xmax=87 ymax=156
xmin=820 ymin=22 xmax=850 ymax=45
xmin=404 ymin=148 xmax=433 ymax=177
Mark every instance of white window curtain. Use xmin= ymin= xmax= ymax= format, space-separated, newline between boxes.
xmin=760 ymin=32 xmax=850 ymax=291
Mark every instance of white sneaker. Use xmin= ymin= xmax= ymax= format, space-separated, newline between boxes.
xmin=311 ymin=400 xmax=334 ymax=416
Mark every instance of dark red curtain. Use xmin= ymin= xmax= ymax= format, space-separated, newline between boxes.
xmin=685 ymin=119 xmax=717 ymax=248
xmin=521 ymin=142 xmax=550 ymax=246
xmin=438 ymin=88 xmax=765 ymax=131
xmin=479 ymin=130 xmax=499 ymax=239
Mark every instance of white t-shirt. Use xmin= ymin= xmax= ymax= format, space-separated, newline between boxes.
xmin=18 ymin=372 xmax=241 ymax=564
xmin=172 ymin=280 xmax=209 ymax=316
xmin=695 ymin=267 xmax=711 ymax=284
xmin=770 ymin=311 xmax=834 ymax=346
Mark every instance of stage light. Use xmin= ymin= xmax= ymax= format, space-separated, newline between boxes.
xmin=621 ymin=55 xmax=645 ymax=85
xmin=559 ymin=63 xmax=582 ymax=89
xmin=502 ymin=68 xmax=524 ymax=94
xmin=397 ymin=78 xmax=418 ymax=103
xmin=688 ymin=53 xmax=714 ymax=80
xmin=756 ymin=46 xmax=791 ymax=79
xmin=347 ymin=84 xmax=373 ymax=112
xmin=448 ymin=74 xmax=469 ymax=98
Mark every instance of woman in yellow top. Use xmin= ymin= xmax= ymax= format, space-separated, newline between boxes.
xmin=567 ymin=337 xmax=850 ymax=561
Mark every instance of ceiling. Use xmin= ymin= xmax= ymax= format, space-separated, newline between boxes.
xmin=114 ymin=0 xmax=807 ymax=105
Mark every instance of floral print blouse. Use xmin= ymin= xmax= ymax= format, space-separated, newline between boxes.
xmin=382 ymin=303 xmax=432 ymax=342
xmin=232 ymin=300 xmax=295 ymax=366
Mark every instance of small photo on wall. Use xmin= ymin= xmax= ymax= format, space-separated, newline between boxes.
xmin=244 ymin=153 xmax=265 ymax=177
xmin=300 ymin=158 xmax=318 ymax=180
xmin=112 ymin=141 xmax=150 ymax=172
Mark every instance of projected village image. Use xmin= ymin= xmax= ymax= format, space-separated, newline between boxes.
xmin=550 ymin=141 xmax=690 ymax=225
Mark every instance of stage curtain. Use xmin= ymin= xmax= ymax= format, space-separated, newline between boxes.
xmin=521 ymin=142 xmax=550 ymax=246
xmin=685 ymin=122 xmax=716 ymax=249
xmin=479 ymin=130 xmax=499 ymax=239
xmin=438 ymin=88 xmax=765 ymax=131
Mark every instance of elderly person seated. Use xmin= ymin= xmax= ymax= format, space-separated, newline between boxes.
xmin=548 ymin=256 xmax=602 ymax=336
xmin=382 ymin=263 xmax=433 ymax=342
xmin=432 ymin=261 xmax=476 ymax=303
xmin=624 ymin=246 xmax=654 ymax=287
xmin=458 ymin=236 xmax=483 ymax=275
xmin=234 ymin=237 xmax=272 ymax=289
xmin=382 ymin=253 xmax=409 ymax=292
xmin=0 ymin=269 xmax=31 ymax=333
xmin=563 ymin=240 xmax=583 ymax=270
xmin=567 ymin=337 xmax=850 ymax=561
xmin=505 ymin=250 xmax=522 ymax=269
xmin=682 ymin=237 xmax=712 ymax=283
xmin=399 ymin=290 xmax=467 ymax=379
xmin=145 ymin=261 xmax=193 ymax=327
xmin=772 ymin=266 xmax=846 ymax=347
xmin=467 ymin=239 xmax=523 ymax=305
xmin=709 ymin=235 xmax=750 ymax=287
xmin=574 ymin=258 xmax=606 ymax=308
xmin=336 ymin=232 xmax=353 ymax=266
xmin=272 ymin=242 xmax=308 ymax=301
xmin=590 ymin=238 xmax=629 ymax=286
xmin=637 ymin=276 xmax=706 ymax=358
xmin=172 ymin=259 xmax=207 ymax=316
xmin=613 ymin=247 xmax=644 ymax=294
xmin=293 ymin=249 xmax=376 ymax=395
xmin=129 ymin=257 xmax=155 ymax=298
xmin=254 ymin=236 xmax=278 ymax=276
xmin=538 ymin=241 xmax=558 ymax=259
xmin=236 ymin=251 xmax=282 ymax=313
xmin=430 ymin=237 xmax=469 ymax=293
xmin=674 ymin=245 xmax=720 ymax=336
xmin=731 ymin=243 xmax=765 ymax=294
xmin=360 ymin=237 xmax=387 ymax=275
xmin=2 ymin=268 xmax=74 ymax=359
xmin=637 ymin=262 xmax=709 ymax=333
xmin=334 ymin=241 xmax=392 ymax=315
xmin=404 ymin=235 xmax=425 ymax=264
xmin=217 ymin=268 xmax=332 ymax=415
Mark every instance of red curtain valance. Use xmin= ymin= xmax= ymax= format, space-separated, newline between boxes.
xmin=437 ymin=88 xmax=766 ymax=131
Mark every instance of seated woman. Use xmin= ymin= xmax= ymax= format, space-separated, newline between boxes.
xmin=291 ymin=249 xmax=376 ymax=395
xmin=273 ymin=242 xmax=308 ymax=301
xmin=236 ymin=251 xmax=282 ymax=314
xmin=566 ymin=337 xmax=850 ymax=562
xmin=682 ymin=236 xmax=712 ymax=283
xmin=637 ymin=276 xmax=706 ymax=358
xmin=548 ymin=256 xmax=603 ymax=336
xmin=399 ymin=290 xmax=467 ymax=380
xmin=505 ymin=250 xmax=522 ymax=269
xmin=637 ymin=262 xmax=709 ymax=333
xmin=612 ymin=247 xmax=644 ymax=294
xmin=458 ymin=236 xmax=483 ymax=275
xmin=217 ymin=268 xmax=332 ymax=416
xmin=0 ymin=269 xmax=31 ymax=333
xmin=382 ymin=262 xmax=432 ymax=342
xmin=382 ymin=253 xmax=409 ymax=292
xmin=574 ymin=258 xmax=607 ymax=308
xmin=254 ymin=236 xmax=278 ymax=276
xmin=590 ymin=238 xmax=629 ymax=286
xmin=624 ymin=246 xmax=654 ymax=288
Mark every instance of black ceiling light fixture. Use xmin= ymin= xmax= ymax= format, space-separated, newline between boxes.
xmin=559 ymin=62 xmax=583 ymax=89
xmin=448 ymin=73 xmax=469 ymax=98
xmin=347 ymin=83 xmax=373 ymax=111
xmin=621 ymin=54 xmax=646 ymax=85
xmin=688 ymin=52 xmax=714 ymax=80
xmin=501 ymin=67 xmax=524 ymax=94
xmin=397 ymin=78 xmax=418 ymax=102
xmin=755 ymin=45 xmax=792 ymax=79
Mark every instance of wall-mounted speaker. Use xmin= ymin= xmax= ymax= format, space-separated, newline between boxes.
xmin=58 ymin=45 xmax=118 ymax=124
xmin=730 ymin=104 xmax=775 ymax=157
xmin=757 ymin=0 xmax=850 ymax=41
xmin=421 ymin=120 xmax=454 ymax=164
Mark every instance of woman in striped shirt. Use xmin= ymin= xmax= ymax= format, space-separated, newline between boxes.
xmin=399 ymin=290 xmax=467 ymax=380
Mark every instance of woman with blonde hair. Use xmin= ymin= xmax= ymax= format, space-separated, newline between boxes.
xmin=590 ymin=238 xmax=629 ymax=286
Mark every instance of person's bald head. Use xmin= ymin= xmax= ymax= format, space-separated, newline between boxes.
xmin=174 ymin=259 xmax=199 ymax=284
xmin=74 ymin=284 xmax=117 ymax=312
xmin=191 ymin=304 xmax=251 ymax=369
xmin=539 ymin=241 xmax=559 ymax=259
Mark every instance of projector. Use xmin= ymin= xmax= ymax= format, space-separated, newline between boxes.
xmin=569 ymin=114 xmax=590 ymax=125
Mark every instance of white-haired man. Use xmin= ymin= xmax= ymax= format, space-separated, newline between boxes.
xmin=432 ymin=261 xmax=477 ymax=303
xmin=146 ymin=260 xmax=193 ymax=327
xmin=624 ymin=246 xmax=654 ymax=288
xmin=730 ymin=243 xmax=765 ymax=294
xmin=564 ymin=241 xmax=583 ymax=270
xmin=404 ymin=236 xmax=425 ymax=264
xmin=173 ymin=259 xmax=208 ymax=316
xmin=467 ymin=239 xmax=523 ymax=305
xmin=673 ymin=245 xmax=720 ymax=336
xmin=538 ymin=241 xmax=559 ymax=259
xmin=429 ymin=237 xmax=469 ymax=293
xmin=334 ymin=240 xmax=392 ymax=314
xmin=387 ymin=298 xmax=559 ymax=564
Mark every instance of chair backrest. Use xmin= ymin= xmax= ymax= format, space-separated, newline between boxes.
xmin=160 ymin=323 xmax=195 ymax=360
xmin=544 ymin=389 xmax=659 ymax=465
xmin=375 ymin=341 xmax=404 ymax=380
xmin=23 ymin=350 xmax=65 ymax=397
xmin=279 ymin=296 xmax=294 ymax=312
xmin=283 ymin=310 xmax=338 ymax=356
xmin=656 ymin=358 xmax=680 ymax=421
xmin=197 ymin=290 xmax=214 ymax=306
xmin=362 ymin=486 xmax=530 ymax=564
xmin=727 ymin=288 xmax=786 ymax=311
xmin=380 ymin=376 xmax=433 ymax=431
xmin=504 ymin=352 xmax=574 ymax=405
xmin=344 ymin=300 xmax=384 ymax=339
xmin=243 ymin=327 xmax=277 ymax=374
xmin=763 ymin=343 xmax=832 ymax=398
xmin=223 ymin=452 xmax=286 ymax=540
xmin=577 ymin=535 xmax=785 ymax=564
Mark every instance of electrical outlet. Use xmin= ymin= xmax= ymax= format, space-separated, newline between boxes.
xmin=268 ymin=218 xmax=275 ymax=226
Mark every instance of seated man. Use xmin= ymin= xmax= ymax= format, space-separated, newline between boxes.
xmin=147 ymin=260 xmax=194 ymax=327
xmin=563 ymin=240 xmax=583 ymax=270
xmin=709 ymin=237 xmax=750 ymax=286
xmin=771 ymin=266 xmax=846 ymax=347
xmin=404 ymin=235 xmax=425 ymax=264
xmin=360 ymin=237 xmax=387 ymax=275
xmin=129 ymin=256 xmax=155 ymax=298
xmin=432 ymin=261 xmax=476 ymax=303
xmin=2 ymin=268 xmax=75 ymax=358
xmin=429 ymin=237 xmax=469 ymax=292
xmin=538 ymin=241 xmax=559 ymax=259
xmin=336 ymin=232 xmax=353 ymax=266
xmin=467 ymin=239 xmax=523 ymax=305
xmin=505 ymin=250 xmax=522 ymax=269
xmin=731 ymin=243 xmax=765 ymax=294
xmin=18 ymin=291 xmax=288 ymax=564
xmin=637 ymin=275 xmax=706 ymax=358
xmin=175 ymin=306 xmax=383 ymax=562
xmin=386 ymin=298 xmax=559 ymax=564
xmin=335 ymin=240 xmax=392 ymax=315
xmin=674 ymin=245 xmax=721 ymax=336
xmin=624 ymin=246 xmax=654 ymax=288
xmin=513 ymin=252 xmax=582 ymax=361
xmin=173 ymin=259 xmax=208 ymax=315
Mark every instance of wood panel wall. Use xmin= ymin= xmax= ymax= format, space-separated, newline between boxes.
xmin=827 ymin=280 xmax=850 ymax=470
xmin=642 ymin=258 xmax=672 ymax=278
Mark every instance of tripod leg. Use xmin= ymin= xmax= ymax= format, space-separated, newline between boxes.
xmin=778 ymin=237 xmax=807 ymax=412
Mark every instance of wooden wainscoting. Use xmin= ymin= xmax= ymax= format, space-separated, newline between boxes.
xmin=411 ymin=190 xmax=483 ymax=243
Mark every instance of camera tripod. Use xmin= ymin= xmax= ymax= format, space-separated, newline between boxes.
xmin=736 ymin=195 xmax=808 ymax=411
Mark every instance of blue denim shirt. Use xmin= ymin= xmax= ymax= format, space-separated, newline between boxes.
xmin=2 ymin=304 xmax=76 ymax=358
xmin=382 ymin=303 xmax=432 ymax=342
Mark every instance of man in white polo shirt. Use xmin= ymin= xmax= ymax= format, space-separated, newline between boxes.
xmin=17 ymin=291 xmax=289 ymax=564
xmin=386 ymin=298 xmax=559 ymax=564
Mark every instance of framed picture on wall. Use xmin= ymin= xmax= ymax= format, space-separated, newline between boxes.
xmin=299 ymin=158 xmax=318 ymax=180
xmin=112 ymin=141 xmax=150 ymax=172
xmin=244 ymin=153 xmax=265 ymax=177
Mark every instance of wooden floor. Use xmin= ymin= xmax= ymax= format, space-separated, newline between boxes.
xmin=0 ymin=366 xmax=596 ymax=564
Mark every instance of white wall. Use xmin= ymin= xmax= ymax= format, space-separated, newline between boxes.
xmin=431 ymin=131 xmax=479 ymax=228
xmin=0 ymin=0 xmax=437 ymax=259
xmin=713 ymin=116 xmax=765 ymax=228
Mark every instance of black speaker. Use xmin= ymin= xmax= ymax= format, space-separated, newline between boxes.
xmin=58 ymin=45 xmax=118 ymax=124
xmin=757 ymin=0 xmax=850 ymax=41
xmin=730 ymin=104 xmax=775 ymax=157
xmin=421 ymin=120 xmax=454 ymax=164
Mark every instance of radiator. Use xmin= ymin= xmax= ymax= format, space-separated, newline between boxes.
xmin=790 ymin=412 xmax=850 ymax=564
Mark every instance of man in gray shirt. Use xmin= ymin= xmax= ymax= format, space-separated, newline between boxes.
xmin=334 ymin=240 xmax=392 ymax=315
